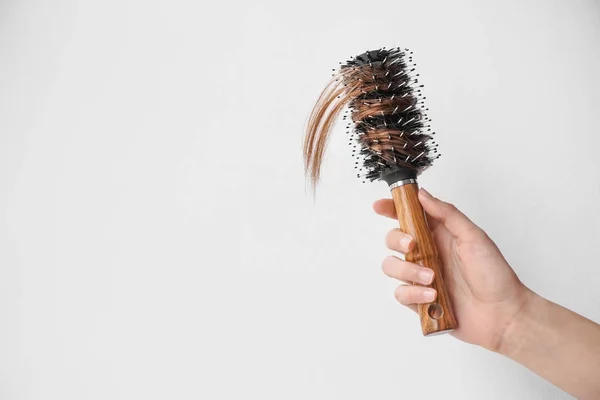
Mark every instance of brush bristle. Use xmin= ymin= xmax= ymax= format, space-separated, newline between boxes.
xmin=339 ymin=47 xmax=439 ymax=182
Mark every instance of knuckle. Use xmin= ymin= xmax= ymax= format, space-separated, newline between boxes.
xmin=445 ymin=203 xmax=458 ymax=214
xmin=394 ymin=286 xmax=411 ymax=305
xmin=395 ymin=286 xmax=426 ymax=305
xmin=479 ymin=228 xmax=492 ymax=241
xmin=384 ymin=257 xmax=422 ymax=282
xmin=384 ymin=229 xmax=398 ymax=249
xmin=406 ymin=288 xmax=419 ymax=304
xmin=394 ymin=286 xmax=405 ymax=303
xmin=408 ymin=264 xmax=421 ymax=280
xmin=381 ymin=256 xmax=395 ymax=274
xmin=465 ymin=225 xmax=488 ymax=241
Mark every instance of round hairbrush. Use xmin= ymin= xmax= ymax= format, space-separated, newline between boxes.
xmin=304 ymin=47 xmax=457 ymax=336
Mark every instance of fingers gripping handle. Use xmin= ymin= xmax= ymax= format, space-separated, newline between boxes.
xmin=390 ymin=183 xmax=458 ymax=336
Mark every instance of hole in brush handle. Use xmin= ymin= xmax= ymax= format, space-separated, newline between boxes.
xmin=427 ymin=303 xmax=444 ymax=320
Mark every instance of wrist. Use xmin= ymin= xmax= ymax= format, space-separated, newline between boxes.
xmin=495 ymin=288 xmax=544 ymax=357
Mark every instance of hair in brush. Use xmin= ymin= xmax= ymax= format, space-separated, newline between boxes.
xmin=304 ymin=47 xmax=439 ymax=188
xmin=303 ymin=47 xmax=457 ymax=336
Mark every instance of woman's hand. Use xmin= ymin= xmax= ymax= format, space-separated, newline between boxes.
xmin=374 ymin=188 xmax=533 ymax=351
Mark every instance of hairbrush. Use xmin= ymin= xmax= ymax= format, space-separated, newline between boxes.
xmin=303 ymin=47 xmax=457 ymax=336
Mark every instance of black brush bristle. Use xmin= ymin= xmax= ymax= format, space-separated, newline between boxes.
xmin=339 ymin=47 xmax=439 ymax=183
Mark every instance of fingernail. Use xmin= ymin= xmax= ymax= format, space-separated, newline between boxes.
xmin=400 ymin=236 xmax=413 ymax=250
xmin=423 ymin=289 xmax=436 ymax=302
xmin=419 ymin=188 xmax=433 ymax=199
xmin=417 ymin=268 xmax=434 ymax=284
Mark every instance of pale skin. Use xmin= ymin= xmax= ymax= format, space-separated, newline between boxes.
xmin=375 ymin=188 xmax=600 ymax=400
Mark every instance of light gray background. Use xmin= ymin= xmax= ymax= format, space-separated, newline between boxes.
xmin=1 ymin=0 xmax=599 ymax=399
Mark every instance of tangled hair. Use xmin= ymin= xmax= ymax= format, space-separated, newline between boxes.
xmin=303 ymin=48 xmax=439 ymax=189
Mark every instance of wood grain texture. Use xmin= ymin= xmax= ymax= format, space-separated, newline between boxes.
xmin=391 ymin=183 xmax=457 ymax=336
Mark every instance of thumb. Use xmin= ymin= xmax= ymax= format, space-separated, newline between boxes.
xmin=418 ymin=188 xmax=482 ymax=240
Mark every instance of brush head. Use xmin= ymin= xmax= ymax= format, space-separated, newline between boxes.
xmin=339 ymin=48 xmax=439 ymax=184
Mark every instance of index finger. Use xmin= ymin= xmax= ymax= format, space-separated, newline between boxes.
xmin=373 ymin=199 xmax=396 ymax=219
xmin=374 ymin=197 xmax=441 ymax=231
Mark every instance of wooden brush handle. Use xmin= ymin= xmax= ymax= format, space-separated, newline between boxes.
xmin=390 ymin=183 xmax=457 ymax=336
